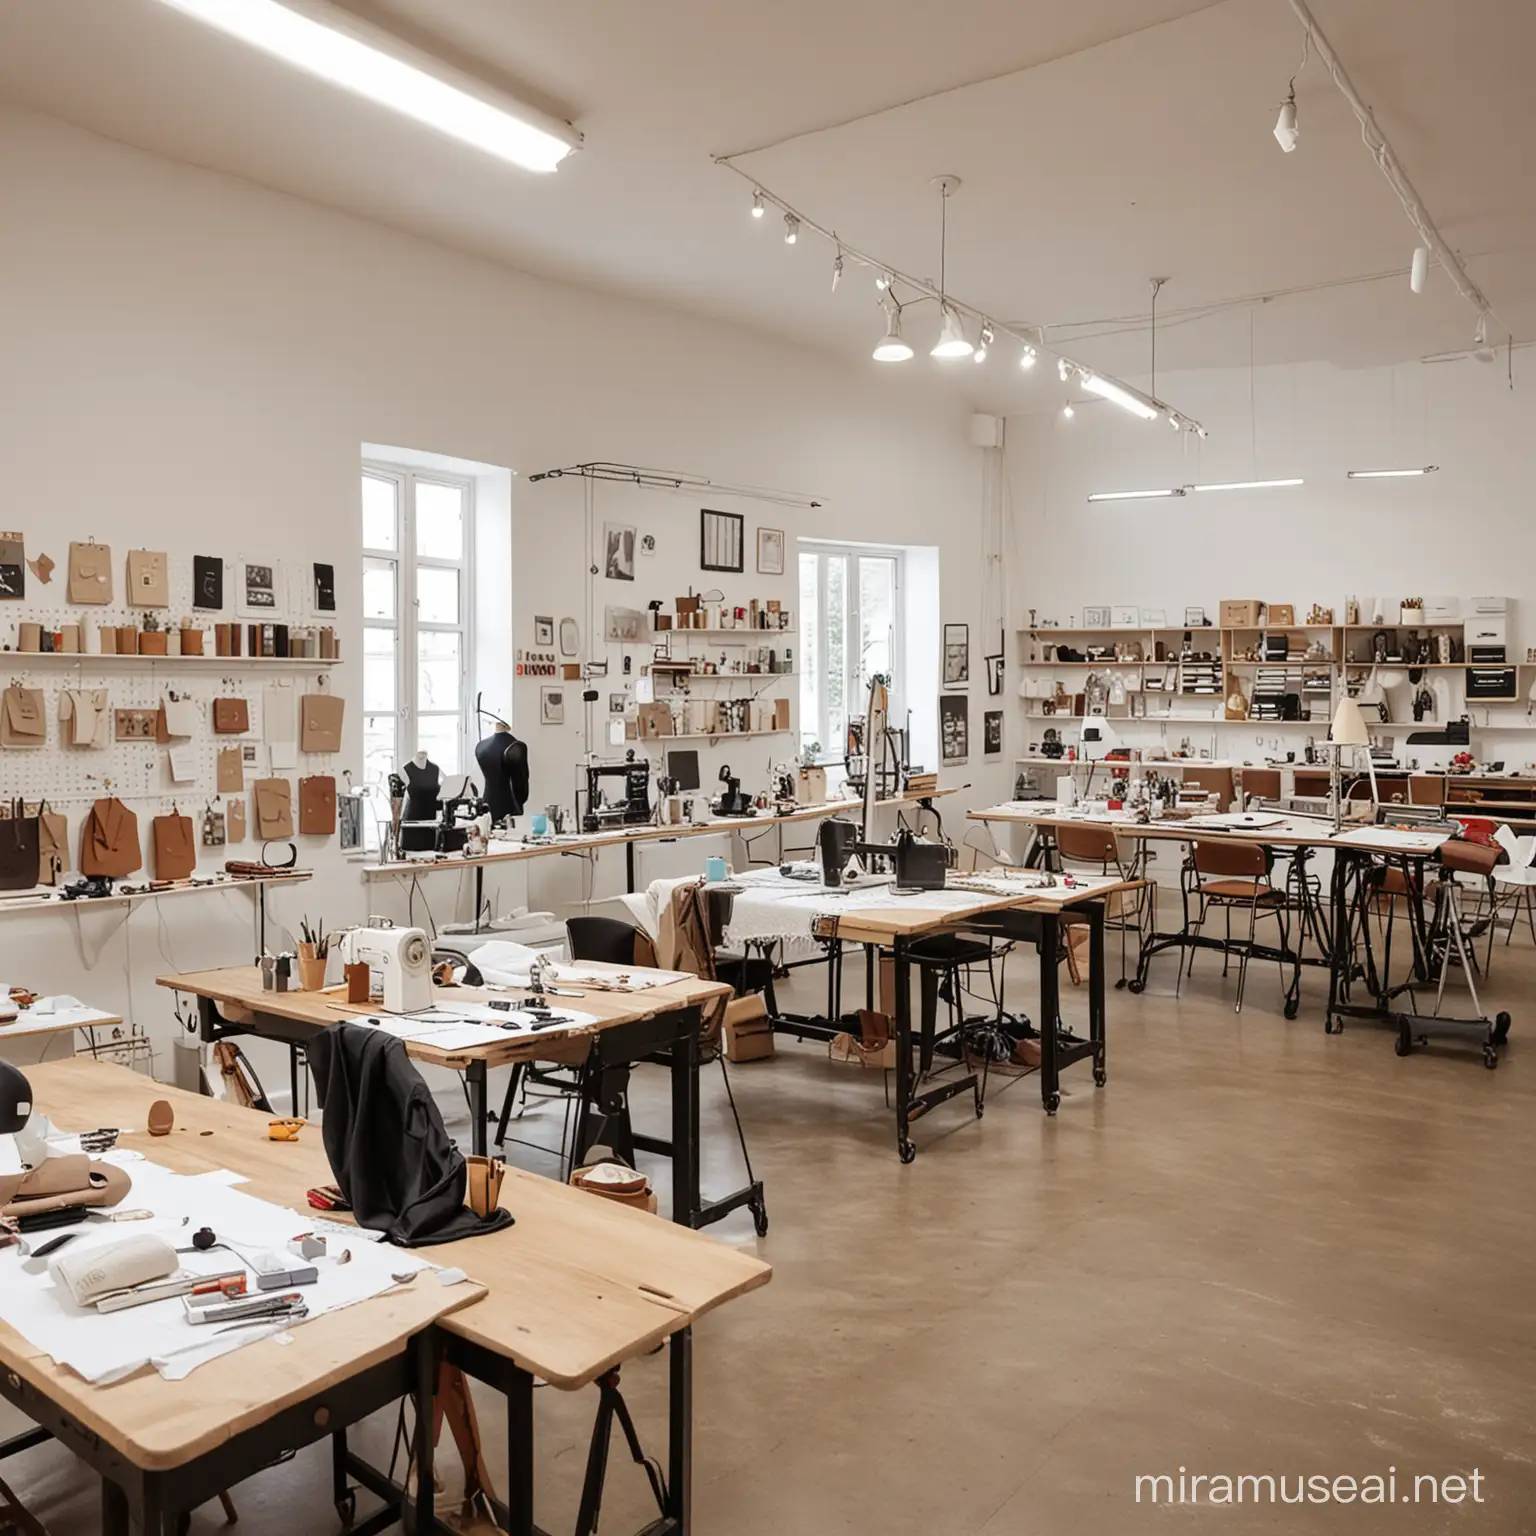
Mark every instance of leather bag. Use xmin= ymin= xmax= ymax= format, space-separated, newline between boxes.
xmin=80 ymin=798 xmax=142 ymax=878
xmin=67 ymin=541 xmax=113 ymax=605
xmin=253 ymin=778 xmax=293 ymax=840
xmin=0 ymin=686 xmax=46 ymax=748
xmin=151 ymin=812 xmax=197 ymax=880
xmin=38 ymin=801 xmax=68 ymax=885
xmin=298 ymin=775 xmax=337 ymax=836
xmin=212 ymin=697 xmax=250 ymax=734
xmin=0 ymin=799 xmax=40 ymax=892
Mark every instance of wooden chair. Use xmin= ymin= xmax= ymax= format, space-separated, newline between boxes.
xmin=1180 ymin=839 xmax=1292 ymax=1013
xmin=1053 ymin=821 xmax=1151 ymax=987
xmin=1239 ymin=768 xmax=1282 ymax=805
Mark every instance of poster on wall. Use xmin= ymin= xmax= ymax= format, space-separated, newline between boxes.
xmin=757 ymin=527 xmax=785 ymax=576
xmin=700 ymin=508 xmax=745 ymax=573
xmin=533 ymin=615 xmax=555 ymax=647
xmin=238 ymin=560 xmax=279 ymax=616
xmin=604 ymin=523 xmax=636 ymax=581
xmin=939 ymin=694 xmax=968 ymax=765
xmin=311 ymin=562 xmax=337 ymax=615
xmin=0 ymin=533 xmax=25 ymax=599
xmin=943 ymin=623 xmax=970 ymax=688
xmin=985 ymin=653 xmax=1004 ymax=696
xmin=983 ymin=710 xmax=1002 ymax=757
xmin=605 ymin=605 xmax=647 ymax=643
xmin=540 ymin=686 xmax=565 ymax=726
xmin=193 ymin=555 xmax=224 ymax=611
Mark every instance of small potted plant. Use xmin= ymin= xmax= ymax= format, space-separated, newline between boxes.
xmin=139 ymin=611 xmax=168 ymax=656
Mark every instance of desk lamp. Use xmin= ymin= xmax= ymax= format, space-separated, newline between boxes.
xmin=1329 ymin=696 xmax=1377 ymax=831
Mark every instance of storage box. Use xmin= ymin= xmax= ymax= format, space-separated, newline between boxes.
xmin=1220 ymin=600 xmax=1263 ymax=628
xmin=99 ymin=627 xmax=117 ymax=655
xmin=1469 ymin=596 xmax=1508 ymax=615
xmin=1268 ymin=604 xmax=1295 ymax=626
xmin=773 ymin=698 xmax=792 ymax=731
xmin=179 ymin=627 xmax=204 ymax=656
xmin=1466 ymin=614 xmax=1508 ymax=648
xmin=117 ymin=626 xmax=140 ymax=654
xmin=138 ymin=631 xmax=168 ymax=656
xmin=725 ymin=995 xmax=776 ymax=1063
xmin=569 ymin=1165 xmax=658 ymax=1214
xmin=796 ymin=765 xmax=827 ymax=805
xmin=636 ymin=703 xmax=673 ymax=739
xmin=58 ymin=625 xmax=81 ymax=654
xmin=675 ymin=595 xmax=700 ymax=616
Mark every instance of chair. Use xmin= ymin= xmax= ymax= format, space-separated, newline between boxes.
xmin=1240 ymin=768 xmax=1282 ymax=805
xmin=566 ymin=915 xmax=645 ymax=966
xmin=1180 ymin=839 xmax=1292 ymax=1013
xmin=1053 ymin=821 xmax=1151 ymax=987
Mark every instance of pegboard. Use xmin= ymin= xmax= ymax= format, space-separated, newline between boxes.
xmin=1 ymin=546 xmax=345 ymax=848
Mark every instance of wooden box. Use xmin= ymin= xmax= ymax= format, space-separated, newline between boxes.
xmin=1268 ymin=604 xmax=1295 ymax=626
xmin=1220 ymin=600 xmax=1263 ymax=627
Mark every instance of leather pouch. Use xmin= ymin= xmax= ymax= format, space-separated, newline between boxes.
xmin=253 ymin=778 xmax=293 ymax=840
xmin=298 ymin=775 xmax=336 ymax=836
xmin=212 ymin=697 xmax=250 ymax=734
xmin=37 ymin=801 xmax=68 ymax=884
xmin=151 ymin=813 xmax=197 ymax=880
xmin=299 ymin=694 xmax=344 ymax=753
xmin=1 ymin=686 xmax=46 ymax=747
xmin=67 ymin=541 xmax=113 ymax=605
xmin=80 ymin=798 xmax=142 ymax=878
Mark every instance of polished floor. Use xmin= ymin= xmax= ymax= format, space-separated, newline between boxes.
xmin=6 ymin=934 xmax=1535 ymax=1533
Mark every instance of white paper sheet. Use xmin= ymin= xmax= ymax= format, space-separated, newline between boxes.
xmin=168 ymin=744 xmax=198 ymax=784
xmin=0 ymin=1159 xmax=430 ymax=1384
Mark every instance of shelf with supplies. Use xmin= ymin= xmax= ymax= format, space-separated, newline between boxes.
xmin=0 ymin=653 xmax=340 ymax=669
xmin=639 ymin=728 xmax=792 ymax=742
xmin=654 ymin=628 xmax=794 ymax=641
xmin=0 ymin=870 xmax=312 ymax=920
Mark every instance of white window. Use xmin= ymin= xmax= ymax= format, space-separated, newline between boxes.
xmin=361 ymin=463 xmax=475 ymax=812
xmin=799 ymin=542 xmax=904 ymax=766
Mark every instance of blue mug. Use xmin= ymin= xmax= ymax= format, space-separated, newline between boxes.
xmin=530 ymin=813 xmax=548 ymax=836
xmin=705 ymin=855 xmax=727 ymax=883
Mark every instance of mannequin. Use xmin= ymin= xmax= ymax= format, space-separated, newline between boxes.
xmin=474 ymin=723 xmax=530 ymax=822
xmin=402 ymin=752 xmax=441 ymax=821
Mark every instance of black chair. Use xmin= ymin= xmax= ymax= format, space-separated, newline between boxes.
xmin=566 ymin=915 xmax=644 ymax=966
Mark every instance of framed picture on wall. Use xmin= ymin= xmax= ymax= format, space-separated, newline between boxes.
xmin=943 ymin=623 xmax=970 ymax=688
xmin=939 ymin=694 xmax=968 ymax=764
xmin=533 ymin=615 xmax=555 ymax=647
xmin=1083 ymin=605 xmax=1111 ymax=628
xmin=1112 ymin=605 xmax=1138 ymax=627
xmin=604 ymin=523 xmax=636 ymax=581
xmin=757 ymin=527 xmax=785 ymax=576
xmin=700 ymin=508 xmax=745 ymax=572
xmin=237 ymin=559 xmax=280 ymax=617
xmin=983 ymin=710 xmax=1002 ymax=756
xmin=540 ymin=686 xmax=564 ymax=726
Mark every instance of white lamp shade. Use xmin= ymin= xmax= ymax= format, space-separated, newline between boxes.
xmin=1273 ymin=99 xmax=1299 ymax=152
xmin=1330 ymin=697 xmax=1370 ymax=746
xmin=872 ymin=309 xmax=913 ymax=362
xmin=930 ymin=305 xmax=974 ymax=359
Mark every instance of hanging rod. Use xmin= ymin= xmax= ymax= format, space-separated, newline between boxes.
xmin=527 ymin=461 xmax=824 ymax=508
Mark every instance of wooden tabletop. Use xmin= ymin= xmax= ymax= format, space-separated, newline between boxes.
xmin=157 ymin=965 xmax=733 ymax=1072
xmin=970 ymin=804 xmax=1451 ymax=856
xmin=362 ymin=787 xmax=957 ymax=879
xmin=814 ymin=875 xmax=1149 ymax=946
xmin=0 ymin=1058 xmax=482 ymax=1472
xmin=0 ymin=1004 xmax=122 ymax=1042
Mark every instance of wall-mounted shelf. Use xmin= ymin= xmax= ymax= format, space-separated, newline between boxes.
xmin=0 ymin=653 xmax=341 ymax=669
xmin=640 ymin=728 xmax=791 ymax=743
xmin=656 ymin=628 xmax=794 ymax=641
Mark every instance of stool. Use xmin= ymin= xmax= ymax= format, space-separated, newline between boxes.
xmin=905 ymin=934 xmax=997 ymax=1074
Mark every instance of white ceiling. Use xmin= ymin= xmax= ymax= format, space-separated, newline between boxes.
xmin=2 ymin=0 xmax=1531 ymax=414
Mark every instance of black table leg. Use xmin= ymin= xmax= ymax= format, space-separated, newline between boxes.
xmin=669 ymin=1011 xmax=701 ymax=1227
xmin=1088 ymin=901 xmax=1107 ymax=1087
xmin=101 ymin=1479 xmax=130 ymax=1536
xmin=1039 ymin=911 xmax=1062 ymax=1113
xmin=474 ymin=864 xmax=485 ymax=934
xmin=669 ymin=1325 xmax=693 ymax=1534
xmin=466 ymin=1058 xmax=489 ymax=1157
xmin=892 ymin=938 xmax=916 ymax=1163
xmin=626 ymin=839 xmax=636 ymax=894
xmin=140 ymin=1477 xmax=165 ymax=1536
xmin=1325 ymin=851 xmax=1351 ymax=1032
xmin=506 ymin=1369 xmax=535 ymax=1536
xmin=412 ymin=1332 xmax=436 ymax=1536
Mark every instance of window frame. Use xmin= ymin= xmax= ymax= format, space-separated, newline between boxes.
xmin=361 ymin=461 xmax=477 ymax=796
xmin=799 ymin=540 xmax=906 ymax=764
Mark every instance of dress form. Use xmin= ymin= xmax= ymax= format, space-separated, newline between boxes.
xmin=402 ymin=755 xmax=441 ymax=821
xmin=475 ymin=722 xmax=530 ymax=821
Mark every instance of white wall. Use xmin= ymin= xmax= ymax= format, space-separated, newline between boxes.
xmin=1004 ymin=355 xmax=1536 ymax=770
xmin=0 ymin=105 xmax=998 ymax=1076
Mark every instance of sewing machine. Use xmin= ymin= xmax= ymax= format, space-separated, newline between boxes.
xmin=713 ymin=763 xmax=756 ymax=818
xmin=337 ymin=923 xmax=433 ymax=1014
xmin=582 ymin=754 xmax=652 ymax=832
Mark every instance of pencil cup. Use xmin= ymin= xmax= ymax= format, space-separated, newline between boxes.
xmin=297 ymin=955 xmax=328 ymax=991
xmin=465 ymin=1155 xmax=505 ymax=1217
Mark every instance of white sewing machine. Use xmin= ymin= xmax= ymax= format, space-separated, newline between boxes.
xmin=337 ymin=923 xmax=433 ymax=1014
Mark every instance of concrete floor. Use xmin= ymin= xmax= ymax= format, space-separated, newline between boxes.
xmin=6 ymin=935 xmax=1535 ymax=1533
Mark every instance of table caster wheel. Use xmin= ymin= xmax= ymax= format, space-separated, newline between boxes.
xmin=1284 ymin=997 xmax=1300 ymax=1020
xmin=1044 ymin=1092 xmax=1060 ymax=1115
xmin=899 ymin=1138 xmax=917 ymax=1164
xmin=1325 ymin=1017 xmax=1341 ymax=1035
xmin=1394 ymin=1032 xmax=1412 ymax=1057
xmin=1493 ymin=1011 xmax=1511 ymax=1045
xmin=336 ymin=1491 xmax=357 ymax=1529
xmin=753 ymin=1207 xmax=770 ymax=1237
xmin=1093 ymin=1067 xmax=1107 ymax=1086
xmin=1483 ymin=1045 xmax=1499 ymax=1070
xmin=1127 ymin=979 xmax=1145 ymax=994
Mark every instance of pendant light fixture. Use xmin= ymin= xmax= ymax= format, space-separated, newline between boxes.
xmin=929 ymin=177 xmax=974 ymax=359
xmin=872 ymin=303 xmax=914 ymax=362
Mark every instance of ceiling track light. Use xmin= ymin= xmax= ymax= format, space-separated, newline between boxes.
xmin=1346 ymin=465 xmax=1438 ymax=478
xmin=1087 ymin=479 xmax=1302 ymax=503
xmin=1273 ymin=93 xmax=1299 ymax=152
xmin=1081 ymin=373 xmax=1161 ymax=420
xmin=875 ymin=272 xmax=890 ymax=291
xmin=1061 ymin=403 xmax=1075 ymax=420
xmin=148 ymin=0 xmax=579 ymax=173
xmin=831 ymin=250 xmax=843 ymax=292
xmin=1019 ymin=344 xmax=1037 ymax=371
xmin=872 ymin=304 xmax=913 ymax=363
xmin=931 ymin=303 xmax=973 ymax=359
xmin=1086 ymin=487 xmax=1185 ymax=502
xmin=783 ymin=213 xmax=799 ymax=245
xmin=751 ymin=189 xmax=765 ymax=219
xmin=1410 ymin=244 xmax=1429 ymax=293
xmin=974 ymin=322 xmax=993 ymax=364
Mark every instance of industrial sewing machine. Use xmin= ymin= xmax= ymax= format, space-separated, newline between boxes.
xmin=581 ymin=753 xmax=652 ymax=833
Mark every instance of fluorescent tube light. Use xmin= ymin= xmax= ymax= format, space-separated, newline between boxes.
xmin=1085 ymin=487 xmax=1185 ymax=503
xmin=1080 ymin=373 xmax=1161 ymax=420
xmin=1346 ymin=466 xmax=1439 ymax=478
xmin=150 ymin=0 xmax=579 ymax=173
xmin=1191 ymin=478 xmax=1304 ymax=492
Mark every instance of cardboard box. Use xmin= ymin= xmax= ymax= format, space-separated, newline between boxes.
xmin=636 ymin=703 xmax=674 ymax=739
xmin=1268 ymin=603 xmax=1295 ymax=626
xmin=1219 ymin=600 xmax=1263 ymax=628
xmin=724 ymin=994 xmax=776 ymax=1063
xmin=796 ymin=765 xmax=827 ymax=804
xmin=773 ymin=697 xmax=792 ymax=731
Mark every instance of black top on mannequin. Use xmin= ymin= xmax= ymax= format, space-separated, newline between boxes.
xmin=475 ymin=725 xmax=530 ymax=821
xmin=402 ymin=755 xmax=441 ymax=820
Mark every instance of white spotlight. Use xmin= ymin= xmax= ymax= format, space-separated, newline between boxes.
xmin=1062 ymin=403 xmax=1075 ymax=420
xmin=751 ymin=189 xmax=765 ymax=219
xmin=1410 ymin=244 xmax=1429 ymax=294
xmin=1273 ymin=94 xmax=1299 ymax=152
xmin=873 ymin=307 xmax=914 ymax=363
xmin=783 ymin=214 xmax=799 ymax=245
xmin=1057 ymin=358 xmax=1071 ymax=383
xmin=832 ymin=253 xmax=843 ymax=292
xmin=974 ymin=323 xmax=993 ymax=364
xmin=931 ymin=305 xmax=974 ymax=359
xmin=1019 ymin=345 xmax=1037 ymax=371
xmin=875 ymin=272 xmax=890 ymax=291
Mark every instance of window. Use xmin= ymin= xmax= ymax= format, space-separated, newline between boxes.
xmin=361 ymin=463 xmax=475 ymax=814
xmin=799 ymin=543 xmax=904 ymax=766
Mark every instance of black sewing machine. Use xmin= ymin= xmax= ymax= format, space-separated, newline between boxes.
xmin=436 ymin=782 xmax=488 ymax=854
xmin=582 ymin=753 xmax=652 ymax=832
xmin=713 ymin=763 xmax=756 ymax=818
